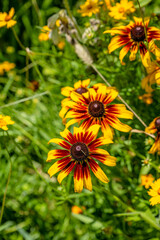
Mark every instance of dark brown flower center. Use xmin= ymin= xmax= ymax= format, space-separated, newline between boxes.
xmin=75 ymin=87 xmax=87 ymax=94
xmin=155 ymin=118 xmax=160 ymax=132
xmin=158 ymin=188 xmax=160 ymax=195
xmin=70 ymin=142 xmax=89 ymax=161
xmin=88 ymin=100 xmax=105 ymax=117
xmin=131 ymin=25 xmax=145 ymax=42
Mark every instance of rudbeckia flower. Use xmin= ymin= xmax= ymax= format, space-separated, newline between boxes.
xmin=78 ymin=0 xmax=100 ymax=17
xmin=0 ymin=8 xmax=17 ymax=28
xmin=148 ymin=178 xmax=160 ymax=206
xmin=38 ymin=26 xmax=51 ymax=41
xmin=104 ymin=17 xmax=160 ymax=65
xmin=47 ymin=125 xmax=116 ymax=192
xmin=145 ymin=117 xmax=160 ymax=154
xmin=108 ymin=0 xmax=135 ymax=20
xmin=60 ymin=86 xmax=133 ymax=139
xmin=0 ymin=115 xmax=14 ymax=130
xmin=141 ymin=174 xmax=154 ymax=189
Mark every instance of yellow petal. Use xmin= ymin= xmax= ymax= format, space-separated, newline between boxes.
xmin=8 ymin=7 xmax=15 ymax=18
xmin=48 ymin=161 xmax=61 ymax=177
xmin=74 ymin=164 xmax=84 ymax=193
xmin=89 ymin=159 xmax=109 ymax=183
xmin=82 ymin=79 xmax=90 ymax=87
xmin=66 ymin=119 xmax=79 ymax=128
xmin=59 ymin=106 xmax=69 ymax=119
xmin=74 ymin=80 xmax=82 ymax=89
xmin=83 ymin=163 xmax=92 ymax=191
xmin=6 ymin=20 xmax=17 ymax=28
xmin=61 ymin=87 xmax=74 ymax=97
xmin=57 ymin=162 xmax=75 ymax=183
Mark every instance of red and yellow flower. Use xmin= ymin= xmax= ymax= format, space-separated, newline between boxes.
xmin=141 ymin=174 xmax=154 ymax=189
xmin=60 ymin=86 xmax=133 ymax=139
xmin=47 ymin=125 xmax=116 ymax=192
xmin=148 ymin=178 xmax=160 ymax=206
xmin=104 ymin=17 xmax=160 ymax=65
xmin=0 ymin=8 xmax=17 ymax=28
xmin=145 ymin=117 xmax=160 ymax=154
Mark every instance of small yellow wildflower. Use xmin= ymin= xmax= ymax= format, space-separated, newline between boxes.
xmin=148 ymin=178 xmax=160 ymax=206
xmin=38 ymin=26 xmax=51 ymax=41
xmin=57 ymin=41 xmax=65 ymax=50
xmin=0 ymin=115 xmax=14 ymax=131
xmin=0 ymin=61 xmax=16 ymax=75
xmin=138 ymin=93 xmax=153 ymax=105
xmin=71 ymin=206 xmax=85 ymax=214
xmin=78 ymin=0 xmax=100 ymax=17
xmin=141 ymin=174 xmax=154 ymax=189
xmin=108 ymin=0 xmax=135 ymax=20
xmin=0 ymin=8 xmax=17 ymax=28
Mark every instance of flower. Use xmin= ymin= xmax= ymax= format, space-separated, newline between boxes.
xmin=60 ymin=86 xmax=133 ymax=139
xmin=148 ymin=178 xmax=160 ymax=206
xmin=47 ymin=125 xmax=116 ymax=192
xmin=104 ymin=17 xmax=160 ymax=65
xmin=138 ymin=93 xmax=153 ymax=104
xmin=57 ymin=41 xmax=65 ymax=50
xmin=145 ymin=117 xmax=160 ymax=154
xmin=0 ymin=8 xmax=17 ymax=28
xmin=0 ymin=61 xmax=15 ymax=75
xmin=38 ymin=26 xmax=51 ymax=41
xmin=108 ymin=0 xmax=135 ymax=20
xmin=78 ymin=0 xmax=100 ymax=17
xmin=0 ymin=115 xmax=14 ymax=130
xmin=71 ymin=205 xmax=85 ymax=214
xmin=142 ymin=61 xmax=160 ymax=92
xmin=141 ymin=174 xmax=154 ymax=189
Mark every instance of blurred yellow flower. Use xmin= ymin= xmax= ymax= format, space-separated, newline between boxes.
xmin=0 ymin=61 xmax=16 ymax=75
xmin=0 ymin=115 xmax=14 ymax=131
xmin=71 ymin=205 xmax=85 ymax=214
xmin=138 ymin=93 xmax=153 ymax=104
xmin=0 ymin=8 xmax=17 ymax=28
xmin=141 ymin=174 xmax=154 ymax=189
xmin=78 ymin=0 xmax=100 ymax=17
xmin=38 ymin=26 xmax=51 ymax=41
xmin=141 ymin=60 xmax=160 ymax=93
xmin=145 ymin=117 xmax=160 ymax=154
xmin=108 ymin=0 xmax=135 ymax=20
xmin=148 ymin=178 xmax=160 ymax=206
xmin=57 ymin=41 xmax=65 ymax=50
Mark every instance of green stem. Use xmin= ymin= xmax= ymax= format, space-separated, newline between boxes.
xmin=12 ymin=28 xmax=26 ymax=50
xmin=0 ymin=135 xmax=12 ymax=225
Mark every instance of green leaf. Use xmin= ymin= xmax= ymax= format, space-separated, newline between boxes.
xmin=135 ymin=0 xmax=152 ymax=8
xmin=72 ymin=213 xmax=94 ymax=224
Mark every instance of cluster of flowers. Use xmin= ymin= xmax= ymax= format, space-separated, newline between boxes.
xmin=0 ymin=3 xmax=160 ymax=204
xmin=47 ymin=80 xmax=133 ymax=192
